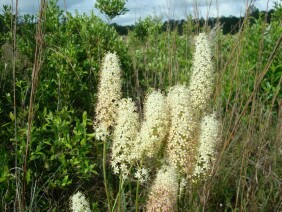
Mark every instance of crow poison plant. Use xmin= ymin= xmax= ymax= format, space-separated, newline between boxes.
xmin=166 ymin=85 xmax=198 ymax=175
xmin=94 ymin=52 xmax=122 ymax=141
xmin=133 ymin=90 xmax=169 ymax=161
xmin=111 ymin=98 xmax=140 ymax=178
xmin=95 ymin=33 xmax=219 ymax=211
xmin=94 ymin=52 xmax=123 ymax=210
xmin=166 ymin=32 xmax=216 ymax=177
xmin=193 ymin=113 xmax=220 ymax=179
xmin=188 ymin=33 xmax=214 ymax=115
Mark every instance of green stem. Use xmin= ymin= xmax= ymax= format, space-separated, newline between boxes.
xmin=112 ymin=174 xmax=124 ymax=212
xmin=118 ymin=174 xmax=122 ymax=212
xmin=135 ymin=180 xmax=140 ymax=212
xmin=103 ymin=140 xmax=112 ymax=210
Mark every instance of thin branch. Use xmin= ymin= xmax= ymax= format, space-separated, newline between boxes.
xmin=12 ymin=0 xmax=21 ymax=210
xmin=22 ymin=0 xmax=46 ymax=208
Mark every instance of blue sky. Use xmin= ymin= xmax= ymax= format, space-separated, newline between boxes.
xmin=0 ymin=0 xmax=277 ymax=25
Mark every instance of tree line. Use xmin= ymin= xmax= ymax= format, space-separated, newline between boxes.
xmin=111 ymin=8 xmax=274 ymax=35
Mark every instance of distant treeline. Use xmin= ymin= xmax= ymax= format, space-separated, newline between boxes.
xmin=111 ymin=8 xmax=274 ymax=35
xmin=0 ymin=6 xmax=274 ymax=36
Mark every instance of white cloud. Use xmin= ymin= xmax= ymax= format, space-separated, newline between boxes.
xmin=0 ymin=0 xmax=276 ymax=25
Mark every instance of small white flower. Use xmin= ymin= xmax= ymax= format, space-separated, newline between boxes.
xmin=141 ymin=168 xmax=148 ymax=176
xmin=94 ymin=124 xmax=109 ymax=141
xmin=134 ymin=170 xmax=141 ymax=180
xmin=134 ymin=167 xmax=149 ymax=183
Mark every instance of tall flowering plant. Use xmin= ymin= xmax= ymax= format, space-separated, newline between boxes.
xmin=94 ymin=52 xmax=122 ymax=141
xmin=111 ymin=98 xmax=140 ymax=179
xmin=133 ymin=90 xmax=169 ymax=161
xmin=93 ymin=52 xmax=123 ymax=210
xmin=90 ymin=33 xmax=220 ymax=211
xmin=188 ymin=33 xmax=214 ymax=114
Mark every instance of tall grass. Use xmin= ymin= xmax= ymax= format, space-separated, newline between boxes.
xmin=206 ymin=4 xmax=282 ymax=212
xmin=11 ymin=0 xmax=20 ymax=210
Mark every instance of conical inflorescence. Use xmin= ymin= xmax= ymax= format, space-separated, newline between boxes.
xmin=146 ymin=164 xmax=178 ymax=212
xmin=193 ymin=113 xmax=220 ymax=179
xmin=166 ymin=32 xmax=216 ymax=176
xmin=94 ymin=52 xmax=122 ymax=141
xmin=188 ymin=33 xmax=214 ymax=114
xmin=133 ymin=90 xmax=169 ymax=161
xmin=166 ymin=85 xmax=199 ymax=175
xmin=111 ymin=98 xmax=140 ymax=178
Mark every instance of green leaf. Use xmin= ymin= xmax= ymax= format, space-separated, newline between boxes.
xmin=2 ymin=165 xmax=9 ymax=176
xmin=0 ymin=177 xmax=8 ymax=183
xmin=80 ymin=138 xmax=86 ymax=146
xmin=26 ymin=169 xmax=31 ymax=185
xmin=65 ymin=143 xmax=72 ymax=149
xmin=9 ymin=112 xmax=15 ymax=121
xmin=0 ymin=166 xmax=9 ymax=182
xmin=91 ymin=170 xmax=99 ymax=175
xmin=62 ymin=175 xmax=70 ymax=187
xmin=82 ymin=111 xmax=87 ymax=126
xmin=87 ymin=133 xmax=95 ymax=138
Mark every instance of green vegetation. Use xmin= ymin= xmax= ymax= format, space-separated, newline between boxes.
xmin=0 ymin=0 xmax=281 ymax=211
xmin=95 ymin=0 xmax=128 ymax=21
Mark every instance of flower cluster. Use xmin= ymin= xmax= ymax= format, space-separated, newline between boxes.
xmin=188 ymin=33 xmax=214 ymax=114
xmin=94 ymin=52 xmax=122 ymax=140
xmin=69 ymin=191 xmax=91 ymax=212
xmin=111 ymin=98 xmax=140 ymax=178
xmin=146 ymin=164 xmax=178 ymax=212
xmin=93 ymin=33 xmax=220 ymax=210
xmin=166 ymin=85 xmax=198 ymax=175
xmin=133 ymin=91 xmax=169 ymax=160
xmin=193 ymin=113 xmax=220 ymax=179
xmin=134 ymin=167 xmax=149 ymax=183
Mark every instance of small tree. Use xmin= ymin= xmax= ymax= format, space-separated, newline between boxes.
xmin=95 ymin=0 xmax=128 ymax=21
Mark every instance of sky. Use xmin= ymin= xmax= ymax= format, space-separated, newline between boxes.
xmin=0 ymin=0 xmax=277 ymax=25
